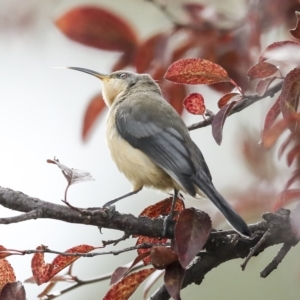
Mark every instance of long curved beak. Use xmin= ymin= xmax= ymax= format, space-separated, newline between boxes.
xmin=68 ymin=67 xmax=110 ymax=81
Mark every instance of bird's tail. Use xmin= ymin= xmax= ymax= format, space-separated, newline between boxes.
xmin=192 ymin=174 xmax=251 ymax=237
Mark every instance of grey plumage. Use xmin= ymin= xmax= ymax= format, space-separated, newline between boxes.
xmin=68 ymin=68 xmax=251 ymax=237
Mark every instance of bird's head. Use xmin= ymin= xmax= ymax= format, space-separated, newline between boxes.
xmin=68 ymin=68 xmax=146 ymax=106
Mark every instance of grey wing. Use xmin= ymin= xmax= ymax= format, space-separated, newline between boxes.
xmin=115 ymin=99 xmax=197 ymax=196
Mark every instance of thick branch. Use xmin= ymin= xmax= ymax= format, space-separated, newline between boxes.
xmin=0 ymin=187 xmax=298 ymax=300
xmin=0 ymin=187 xmax=174 ymax=238
xmin=149 ymin=209 xmax=298 ymax=300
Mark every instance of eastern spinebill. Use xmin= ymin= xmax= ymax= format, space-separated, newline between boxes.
xmin=68 ymin=67 xmax=251 ymax=237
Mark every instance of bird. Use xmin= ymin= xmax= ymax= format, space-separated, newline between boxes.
xmin=68 ymin=67 xmax=251 ymax=237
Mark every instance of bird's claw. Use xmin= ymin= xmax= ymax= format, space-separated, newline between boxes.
xmin=102 ymin=204 xmax=116 ymax=220
xmin=162 ymin=212 xmax=173 ymax=237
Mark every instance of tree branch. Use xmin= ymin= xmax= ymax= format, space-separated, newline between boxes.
xmin=260 ymin=242 xmax=293 ymax=278
xmin=149 ymin=209 xmax=298 ymax=300
xmin=0 ymin=187 xmax=173 ymax=238
xmin=187 ymin=81 xmax=283 ymax=131
xmin=0 ymin=187 xmax=298 ymax=300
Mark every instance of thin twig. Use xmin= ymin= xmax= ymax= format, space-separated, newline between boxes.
xmin=145 ymin=0 xmax=180 ymax=26
xmin=102 ymin=232 xmax=131 ymax=246
xmin=260 ymin=243 xmax=293 ymax=278
xmin=63 ymin=182 xmax=71 ymax=204
xmin=18 ymin=243 xmax=169 ymax=258
xmin=241 ymin=229 xmax=271 ymax=271
xmin=39 ymin=263 xmax=145 ymax=300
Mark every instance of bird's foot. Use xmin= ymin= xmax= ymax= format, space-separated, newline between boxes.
xmin=162 ymin=212 xmax=173 ymax=237
xmin=102 ymin=205 xmax=116 ymax=220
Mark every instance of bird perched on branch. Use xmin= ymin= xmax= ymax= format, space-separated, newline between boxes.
xmin=68 ymin=67 xmax=250 ymax=237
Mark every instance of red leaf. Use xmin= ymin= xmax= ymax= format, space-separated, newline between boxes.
xmin=218 ymin=92 xmax=241 ymax=109
xmin=0 ymin=254 xmax=12 ymax=260
xmin=255 ymin=77 xmax=277 ymax=96
xmin=259 ymin=40 xmax=300 ymax=63
xmin=82 ymin=94 xmax=106 ymax=141
xmin=136 ymin=197 xmax=184 ymax=264
xmin=287 ymin=144 xmax=300 ymax=166
xmin=273 ymin=189 xmax=300 ymax=211
xmin=164 ymin=58 xmax=230 ymax=85
xmin=31 ymin=247 xmax=52 ymax=285
xmin=290 ymin=12 xmax=300 ymax=40
xmin=262 ymin=114 xmax=300 ymax=148
xmin=104 ymin=268 xmax=155 ymax=300
xmin=139 ymin=197 xmax=185 ymax=219
xmin=31 ymin=245 xmax=95 ymax=285
xmin=0 ymin=246 xmax=14 ymax=259
xmin=50 ymin=245 xmax=95 ymax=278
xmin=0 ymin=260 xmax=16 ymax=291
xmin=212 ymin=101 xmax=237 ymax=145
xmin=263 ymin=68 xmax=300 ymax=138
xmin=247 ymin=62 xmax=278 ymax=80
xmin=183 ymin=93 xmax=205 ymax=115
xmin=110 ymin=267 xmax=128 ymax=286
xmin=262 ymin=113 xmax=300 ymax=149
xmin=135 ymin=33 xmax=166 ymax=73
xmin=56 ymin=6 xmax=138 ymax=54
xmin=175 ymin=208 xmax=211 ymax=269
xmin=136 ymin=236 xmax=167 ymax=266
xmin=0 ymin=246 xmax=7 ymax=252
xmin=263 ymin=96 xmax=281 ymax=132
xmin=110 ymin=251 xmax=151 ymax=285
xmin=150 ymin=246 xmax=178 ymax=270
xmin=279 ymin=68 xmax=300 ymax=126
xmin=278 ymin=133 xmax=294 ymax=159
xmin=0 ymin=282 xmax=25 ymax=300
xmin=285 ymin=169 xmax=300 ymax=190
xmin=164 ymin=261 xmax=185 ymax=300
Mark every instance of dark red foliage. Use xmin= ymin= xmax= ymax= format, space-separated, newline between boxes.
xmin=81 ymin=94 xmax=106 ymax=141
xmin=183 ymin=93 xmax=206 ymax=115
xmin=52 ymin=3 xmax=300 ymax=299
xmin=212 ymin=101 xmax=237 ymax=145
xmin=247 ymin=62 xmax=279 ymax=80
xmin=175 ymin=208 xmax=211 ymax=268
xmin=0 ymin=282 xmax=26 ymax=300
xmin=56 ymin=6 xmax=138 ymax=54
xmin=290 ymin=11 xmax=300 ymax=39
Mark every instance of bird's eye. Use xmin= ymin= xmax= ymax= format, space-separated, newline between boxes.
xmin=119 ymin=73 xmax=127 ymax=79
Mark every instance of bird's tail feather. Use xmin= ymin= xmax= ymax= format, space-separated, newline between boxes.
xmin=192 ymin=175 xmax=251 ymax=237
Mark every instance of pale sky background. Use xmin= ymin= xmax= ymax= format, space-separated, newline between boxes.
xmin=0 ymin=0 xmax=299 ymax=299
